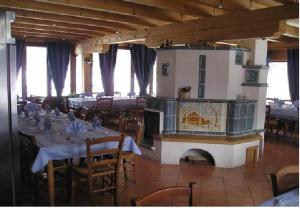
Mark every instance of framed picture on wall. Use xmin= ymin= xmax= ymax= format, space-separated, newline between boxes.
xmin=161 ymin=63 xmax=170 ymax=76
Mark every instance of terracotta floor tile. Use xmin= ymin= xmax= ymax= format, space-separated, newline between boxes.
xmin=200 ymin=194 xmax=227 ymax=206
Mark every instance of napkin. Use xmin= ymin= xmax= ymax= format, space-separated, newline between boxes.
xmin=92 ymin=116 xmax=102 ymax=130
xmin=65 ymin=120 xmax=87 ymax=137
xmin=68 ymin=112 xmax=75 ymax=121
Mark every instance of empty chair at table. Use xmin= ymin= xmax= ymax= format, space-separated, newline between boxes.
xmin=119 ymin=119 xmax=144 ymax=183
xmin=131 ymin=182 xmax=195 ymax=206
xmin=71 ymin=135 xmax=125 ymax=205
xmin=271 ymin=165 xmax=299 ymax=197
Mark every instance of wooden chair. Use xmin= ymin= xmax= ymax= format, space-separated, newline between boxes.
xmin=120 ymin=120 xmax=144 ymax=183
xmin=271 ymin=165 xmax=299 ymax=197
xmin=96 ymin=97 xmax=113 ymax=109
xmin=131 ymin=182 xmax=195 ymax=206
xmin=265 ymin=105 xmax=279 ymax=136
xmin=71 ymin=135 xmax=125 ymax=205
xmin=19 ymin=132 xmax=71 ymax=205
xmin=79 ymin=106 xmax=94 ymax=122
xmin=131 ymin=97 xmax=145 ymax=123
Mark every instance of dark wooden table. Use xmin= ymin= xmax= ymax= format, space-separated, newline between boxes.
xmin=259 ymin=188 xmax=299 ymax=206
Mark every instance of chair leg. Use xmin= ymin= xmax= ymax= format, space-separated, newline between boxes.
xmin=114 ymin=188 xmax=118 ymax=206
xmin=70 ymin=180 xmax=76 ymax=205
xmin=34 ymin=173 xmax=39 ymax=205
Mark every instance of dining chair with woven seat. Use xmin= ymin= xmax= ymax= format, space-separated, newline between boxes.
xmin=19 ymin=132 xmax=71 ymax=205
xmin=120 ymin=120 xmax=144 ymax=183
xmin=271 ymin=165 xmax=299 ymax=197
xmin=71 ymin=135 xmax=125 ymax=206
xmin=131 ymin=182 xmax=195 ymax=206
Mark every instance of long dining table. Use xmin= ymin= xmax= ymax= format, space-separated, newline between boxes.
xmin=18 ymin=111 xmax=142 ymax=205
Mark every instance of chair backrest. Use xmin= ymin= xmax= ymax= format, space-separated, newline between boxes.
xmin=131 ymin=182 xmax=195 ymax=206
xmin=136 ymin=97 xmax=145 ymax=106
xmin=86 ymin=135 xmax=125 ymax=175
xmin=121 ymin=119 xmax=144 ymax=145
xmin=271 ymin=165 xmax=299 ymax=196
xmin=96 ymin=97 xmax=113 ymax=109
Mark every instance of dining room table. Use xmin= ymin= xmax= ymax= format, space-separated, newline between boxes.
xmin=17 ymin=110 xmax=142 ymax=205
xmin=68 ymin=97 xmax=142 ymax=110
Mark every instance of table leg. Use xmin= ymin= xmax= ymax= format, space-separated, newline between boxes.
xmin=48 ymin=160 xmax=55 ymax=206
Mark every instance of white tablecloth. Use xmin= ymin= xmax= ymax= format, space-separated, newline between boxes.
xmin=68 ymin=97 xmax=140 ymax=109
xmin=18 ymin=112 xmax=142 ymax=173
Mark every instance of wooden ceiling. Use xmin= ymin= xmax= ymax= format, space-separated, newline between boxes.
xmin=0 ymin=0 xmax=298 ymax=52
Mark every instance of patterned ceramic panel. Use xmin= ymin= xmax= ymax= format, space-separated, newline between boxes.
xmin=179 ymin=102 xmax=226 ymax=132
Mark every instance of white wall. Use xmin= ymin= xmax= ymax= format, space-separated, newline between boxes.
xmin=203 ymin=50 xmax=231 ymax=99
xmin=156 ymin=50 xmax=177 ymax=97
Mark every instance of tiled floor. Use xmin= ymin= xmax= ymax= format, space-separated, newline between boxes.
xmin=21 ymin=138 xmax=299 ymax=206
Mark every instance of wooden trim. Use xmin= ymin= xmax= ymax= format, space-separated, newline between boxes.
xmin=83 ymin=53 xmax=92 ymax=93
xmin=155 ymin=133 xmax=262 ymax=145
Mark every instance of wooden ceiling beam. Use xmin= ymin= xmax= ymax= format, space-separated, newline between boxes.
xmin=76 ymin=4 xmax=299 ymax=52
xmin=273 ymin=0 xmax=298 ymax=4
xmin=12 ymin=32 xmax=83 ymax=41
xmin=8 ymin=8 xmax=137 ymax=31
xmin=268 ymin=39 xmax=299 ymax=49
xmin=123 ymin=0 xmax=228 ymax=17
xmin=12 ymin=23 xmax=106 ymax=37
xmin=15 ymin=17 xmax=116 ymax=34
xmin=35 ymin=0 xmax=186 ymax=23
xmin=252 ymin=0 xmax=283 ymax=7
xmin=0 ymin=0 xmax=157 ymax=28
xmin=146 ymin=21 xmax=280 ymax=47
xmin=276 ymin=20 xmax=299 ymax=38
xmin=13 ymin=35 xmax=77 ymax=43
xmin=193 ymin=0 xmax=249 ymax=12
xmin=226 ymin=0 xmax=268 ymax=10
xmin=12 ymin=28 xmax=91 ymax=39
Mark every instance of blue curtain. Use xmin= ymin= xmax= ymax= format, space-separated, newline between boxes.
xmin=287 ymin=49 xmax=299 ymax=101
xmin=46 ymin=42 xmax=71 ymax=97
xmin=16 ymin=39 xmax=25 ymax=76
xmin=130 ymin=44 xmax=156 ymax=96
xmin=99 ymin=44 xmax=118 ymax=96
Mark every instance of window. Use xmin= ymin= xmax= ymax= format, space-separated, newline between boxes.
xmin=92 ymin=49 xmax=157 ymax=96
xmin=27 ymin=46 xmax=47 ymax=97
xmin=267 ymin=62 xmax=290 ymax=100
xmin=114 ymin=49 xmax=131 ymax=96
xmin=92 ymin=53 xmax=104 ymax=93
